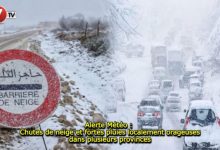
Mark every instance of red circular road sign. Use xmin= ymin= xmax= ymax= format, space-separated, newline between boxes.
xmin=0 ymin=6 xmax=7 ymax=23
xmin=0 ymin=49 xmax=60 ymax=128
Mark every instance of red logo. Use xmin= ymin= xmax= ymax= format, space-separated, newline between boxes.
xmin=0 ymin=6 xmax=7 ymax=23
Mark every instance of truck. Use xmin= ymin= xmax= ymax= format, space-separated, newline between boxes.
xmin=151 ymin=46 xmax=167 ymax=69
xmin=167 ymin=50 xmax=184 ymax=75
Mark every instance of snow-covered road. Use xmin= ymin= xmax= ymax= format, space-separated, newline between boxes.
xmin=108 ymin=50 xmax=189 ymax=150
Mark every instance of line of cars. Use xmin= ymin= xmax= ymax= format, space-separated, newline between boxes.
xmin=137 ymin=78 xmax=164 ymax=129
xmin=137 ymin=77 xmax=183 ymax=129
xmin=137 ymin=78 xmax=185 ymax=129
xmin=179 ymin=57 xmax=204 ymax=101
xmin=180 ymin=57 xmax=220 ymax=150
xmin=137 ymin=45 xmax=184 ymax=129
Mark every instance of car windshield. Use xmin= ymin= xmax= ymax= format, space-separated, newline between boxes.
xmin=141 ymin=107 xmax=158 ymax=113
xmin=155 ymin=69 xmax=165 ymax=74
xmin=163 ymin=82 xmax=172 ymax=88
xmin=149 ymin=96 xmax=160 ymax=102
xmin=193 ymin=62 xmax=201 ymax=67
xmin=185 ymin=71 xmax=195 ymax=76
xmin=170 ymin=93 xmax=179 ymax=97
xmin=191 ymin=75 xmax=199 ymax=78
xmin=167 ymin=99 xmax=180 ymax=103
xmin=149 ymin=86 xmax=160 ymax=89
xmin=149 ymin=82 xmax=160 ymax=88
xmin=189 ymin=109 xmax=216 ymax=126
xmin=157 ymin=56 xmax=166 ymax=65
xmin=140 ymin=100 xmax=160 ymax=106
xmin=191 ymin=83 xmax=201 ymax=87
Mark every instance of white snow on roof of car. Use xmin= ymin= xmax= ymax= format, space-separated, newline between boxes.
xmin=148 ymin=95 xmax=160 ymax=98
xmin=190 ymin=78 xmax=201 ymax=84
xmin=190 ymin=100 xmax=214 ymax=109
xmin=190 ymin=73 xmax=199 ymax=77
xmin=154 ymin=67 xmax=166 ymax=70
xmin=168 ymin=49 xmax=182 ymax=52
xmin=162 ymin=80 xmax=173 ymax=82
xmin=169 ymin=91 xmax=179 ymax=94
xmin=149 ymin=80 xmax=160 ymax=83
xmin=192 ymin=59 xmax=202 ymax=63
xmin=186 ymin=66 xmax=201 ymax=71
xmin=142 ymin=98 xmax=156 ymax=101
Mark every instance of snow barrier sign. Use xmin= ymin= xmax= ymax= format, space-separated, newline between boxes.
xmin=0 ymin=49 xmax=60 ymax=128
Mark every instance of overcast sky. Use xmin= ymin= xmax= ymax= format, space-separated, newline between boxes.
xmin=1 ymin=0 xmax=107 ymax=27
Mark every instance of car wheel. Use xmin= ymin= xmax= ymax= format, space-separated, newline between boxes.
xmin=182 ymin=146 xmax=187 ymax=150
xmin=137 ymin=124 xmax=142 ymax=129
xmin=158 ymin=124 xmax=162 ymax=129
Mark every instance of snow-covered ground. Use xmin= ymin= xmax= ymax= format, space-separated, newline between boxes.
xmin=39 ymin=32 xmax=124 ymax=114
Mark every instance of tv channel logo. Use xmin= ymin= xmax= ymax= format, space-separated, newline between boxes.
xmin=0 ymin=5 xmax=16 ymax=23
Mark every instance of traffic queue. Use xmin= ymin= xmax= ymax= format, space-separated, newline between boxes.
xmin=137 ymin=46 xmax=220 ymax=149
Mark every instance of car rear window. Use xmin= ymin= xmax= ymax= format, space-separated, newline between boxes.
xmin=155 ymin=70 xmax=164 ymax=74
xmin=170 ymin=93 xmax=178 ymax=97
xmin=141 ymin=107 xmax=158 ymax=113
xmin=168 ymin=99 xmax=180 ymax=103
xmin=140 ymin=100 xmax=159 ymax=106
xmin=193 ymin=62 xmax=201 ymax=66
xmin=149 ymin=82 xmax=160 ymax=88
xmin=185 ymin=71 xmax=195 ymax=76
xmin=191 ymin=83 xmax=201 ymax=86
xmin=163 ymin=82 xmax=172 ymax=88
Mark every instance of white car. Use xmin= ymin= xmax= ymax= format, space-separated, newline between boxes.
xmin=192 ymin=56 xmax=203 ymax=64
xmin=190 ymin=73 xmax=204 ymax=85
xmin=148 ymin=80 xmax=161 ymax=94
xmin=166 ymin=91 xmax=181 ymax=111
xmin=137 ymin=98 xmax=163 ymax=129
xmin=192 ymin=59 xmax=203 ymax=69
xmin=148 ymin=94 xmax=163 ymax=107
xmin=189 ymin=79 xmax=203 ymax=100
xmin=167 ymin=91 xmax=181 ymax=99
xmin=161 ymin=80 xmax=174 ymax=101
xmin=179 ymin=66 xmax=203 ymax=88
xmin=153 ymin=67 xmax=166 ymax=81
xmin=181 ymin=100 xmax=220 ymax=150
